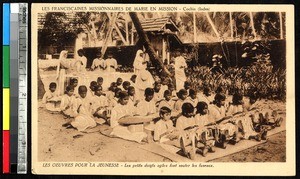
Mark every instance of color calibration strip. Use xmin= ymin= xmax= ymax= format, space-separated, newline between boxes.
xmin=10 ymin=3 xmax=21 ymax=173
xmin=3 ymin=3 xmax=11 ymax=174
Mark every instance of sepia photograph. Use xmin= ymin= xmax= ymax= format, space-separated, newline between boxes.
xmin=31 ymin=3 xmax=295 ymax=175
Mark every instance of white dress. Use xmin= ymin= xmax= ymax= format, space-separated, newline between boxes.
xmin=154 ymin=119 xmax=174 ymax=141
xmin=42 ymin=90 xmax=61 ymax=112
xmin=134 ymin=70 xmax=154 ymax=100
xmin=71 ymin=96 xmax=97 ymax=132
xmin=174 ymin=56 xmax=187 ymax=91
xmin=91 ymin=58 xmax=106 ymax=71
xmin=106 ymin=58 xmax=118 ymax=72
xmin=133 ymin=50 xmax=147 ymax=74
xmin=136 ymin=99 xmax=157 ymax=116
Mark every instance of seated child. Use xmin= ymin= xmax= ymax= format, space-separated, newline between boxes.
xmin=136 ymin=88 xmax=157 ymax=116
xmin=60 ymin=86 xmax=77 ymax=118
xmin=69 ymin=78 xmax=79 ymax=96
xmin=153 ymin=81 xmax=164 ymax=104
xmin=91 ymin=85 xmax=109 ymax=121
xmin=174 ymin=89 xmax=188 ymax=112
xmin=106 ymin=82 xmax=117 ymax=101
xmin=237 ymin=114 xmax=266 ymax=142
xmin=97 ymin=77 xmax=104 ymax=89
xmin=127 ymin=86 xmax=139 ymax=107
xmin=110 ymin=91 xmax=135 ymax=127
xmin=130 ymin=74 xmax=137 ymax=85
xmin=184 ymin=81 xmax=191 ymax=95
xmin=185 ymin=89 xmax=198 ymax=108
xmin=226 ymin=89 xmax=244 ymax=116
xmin=194 ymin=102 xmax=215 ymax=127
xmin=160 ymin=77 xmax=169 ymax=94
xmin=243 ymin=92 xmax=261 ymax=111
xmin=122 ymin=81 xmax=131 ymax=91
xmin=208 ymin=93 xmax=227 ymax=120
xmin=116 ymin=77 xmax=123 ymax=89
xmin=197 ymin=86 xmax=213 ymax=105
xmin=176 ymin=103 xmax=198 ymax=159
xmin=42 ymin=82 xmax=61 ymax=112
xmin=158 ymin=90 xmax=175 ymax=111
xmin=209 ymin=93 xmax=243 ymax=148
xmin=110 ymin=91 xmax=147 ymax=143
xmin=109 ymin=87 xmax=122 ymax=108
xmin=176 ymin=102 xmax=196 ymax=131
xmin=71 ymin=85 xmax=97 ymax=131
xmin=194 ymin=101 xmax=218 ymax=156
xmin=168 ymin=83 xmax=177 ymax=99
xmin=153 ymin=107 xmax=176 ymax=142
xmin=215 ymin=86 xmax=230 ymax=109
xmin=88 ymin=81 xmax=97 ymax=98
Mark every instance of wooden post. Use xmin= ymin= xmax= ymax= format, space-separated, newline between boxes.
xmin=249 ymin=12 xmax=257 ymax=39
xmin=131 ymin=24 xmax=134 ymax=45
xmin=101 ymin=13 xmax=118 ymax=57
xmin=125 ymin=12 xmax=129 ymax=44
xmin=205 ymin=12 xmax=220 ymax=38
xmin=162 ymin=36 xmax=167 ymax=63
xmin=106 ymin=12 xmax=127 ymax=45
xmin=90 ymin=20 xmax=97 ymax=44
xmin=113 ymin=23 xmax=127 ymax=45
xmin=193 ymin=12 xmax=197 ymax=43
xmin=229 ymin=12 xmax=233 ymax=39
xmin=279 ymin=12 xmax=283 ymax=39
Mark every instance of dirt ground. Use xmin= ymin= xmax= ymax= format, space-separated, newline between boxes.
xmin=37 ymin=104 xmax=286 ymax=163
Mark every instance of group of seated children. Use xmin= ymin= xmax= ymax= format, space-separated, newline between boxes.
xmin=42 ymin=76 xmax=283 ymax=159
xmin=152 ymin=89 xmax=283 ymax=159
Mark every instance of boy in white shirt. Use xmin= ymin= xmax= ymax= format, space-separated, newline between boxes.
xmin=42 ymin=82 xmax=61 ymax=112
xmin=106 ymin=52 xmax=118 ymax=72
xmin=136 ymin=88 xmax=156 ymax=116
xmin=76 ymin=49 xmax=87 ymax=72
xmin=158 ymin=90 xmax=175 ymax=111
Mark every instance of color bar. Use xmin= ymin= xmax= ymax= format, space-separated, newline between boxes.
xmin=3 ymin=4 xmax=10 ymax=46
xmin=3 ymin=46 xmax=10 ymax=88
xmin=3 ymin=89 xmax=10 ymax=130
xmin=3 ymin=131 xmax=10 ymax=173
xmin=3 ymin=3 xmax=10 ymax=174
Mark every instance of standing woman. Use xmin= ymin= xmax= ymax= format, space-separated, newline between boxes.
xmin=133 ymin=49 xmax=147 ymax=75
xmin=174 ymin=48 xmax=187 ymax=91
xmin=56 ymin=50 xmax=84 ymax=95
xmin=56 ymin=50 xmax=69 ymax=95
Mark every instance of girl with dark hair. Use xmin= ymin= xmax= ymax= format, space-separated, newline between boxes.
xmin=174 ymin=89 xmax=188 ymax=112
xmin=60 ymin=85 xmax=77 ymax=118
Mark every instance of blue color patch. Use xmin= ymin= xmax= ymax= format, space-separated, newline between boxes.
xmin=3 ymin=3 xmax=10 ymax=45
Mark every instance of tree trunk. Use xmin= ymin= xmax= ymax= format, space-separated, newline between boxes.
xmin=129 ymin=12 xmax=171 ymax=76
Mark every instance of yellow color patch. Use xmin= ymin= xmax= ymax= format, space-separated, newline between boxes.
xmin=3 ymin=88 xmax=10 ymax=130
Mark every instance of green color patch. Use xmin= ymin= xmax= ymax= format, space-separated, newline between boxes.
xmin=3 ymin=46 xmax=10 ymax=88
